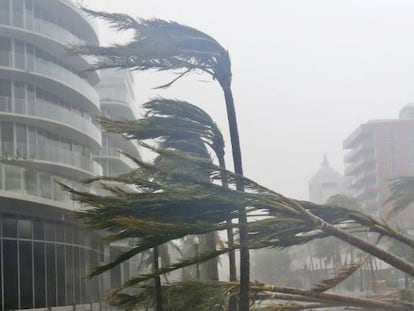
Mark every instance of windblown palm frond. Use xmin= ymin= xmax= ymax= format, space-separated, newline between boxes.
xmin=72 ymin=8 xmax=231 ymax=86
xmin=70 ymin=146 xmax=414 ymax=281
xmin=100 ymin=98 xmax=225 ymax=160
xmin=109 ymin=280 xmax=229 ymax=311
xmin=386 ymin=176 xmax=414 ymax=220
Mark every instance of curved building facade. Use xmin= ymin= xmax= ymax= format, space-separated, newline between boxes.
xmin=95 ymin=70 xmax=142 ymax=290
xmin=0 ymin=1 xmax=110 ymax=309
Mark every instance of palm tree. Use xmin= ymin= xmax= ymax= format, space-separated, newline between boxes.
xmin=73 ymin=10 xmax=248 ymax=310
xmin=69 ymin=147 xmax=414 ymax=310
xmin=101 ymin=98 xmax=236 ymax=282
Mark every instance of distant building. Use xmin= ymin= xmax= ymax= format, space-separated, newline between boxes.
xmin=309 ymin=155 xmax=347 ymax=204
xmin=343 ymin=105 xmax=414 ymax=223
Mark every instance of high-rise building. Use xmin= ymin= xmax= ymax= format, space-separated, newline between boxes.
xmin=0 ymin=1 xmax=130 ymax=309
xmin=343 ymin=105 xmax=414 ymax=223
xmin=94 ymin=69 xmax=142 ymax=290
xmin=95 ymin=69 xmax=141 ymax=177
xmin=309 ymin=155 xmax=348 ymax=204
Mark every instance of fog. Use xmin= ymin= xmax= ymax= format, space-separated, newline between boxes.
xmin=84 ymin=0 xmax=414 ymax=199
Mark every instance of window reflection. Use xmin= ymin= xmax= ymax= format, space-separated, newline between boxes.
xmin=0 ymin=214 xmax=108 ymax=309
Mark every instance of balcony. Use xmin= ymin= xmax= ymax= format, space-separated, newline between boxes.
xmin=94 ymin=147 xmax=137 ymax=171
xmin=0 ymin=96 xmax=101 ymax=146
xmin=0 ymin=7 xmax=95 ymax=46
xmin=34 ymin=57 xmax=99 ymax=108
xmin=344 ymin=154 xmax=376 ymax=176
xmin=0 ymin=9 xmax=98 ymax=77
xmin=344 ymin=143 xmax=375 ymax=163
xmin=0 ymin=42 xmax=99 ymax=111
xmin=1 ymin=142 xmax=102 ymax=177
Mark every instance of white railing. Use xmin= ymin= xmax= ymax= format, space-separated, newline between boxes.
xmin=2 ymin=142 xmax=102 ymax=175
xmin=0 ymin=96 xmax=101 ymax=143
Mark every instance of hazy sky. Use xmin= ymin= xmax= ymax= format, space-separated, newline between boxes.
xmin=84 ymin=0 xmax=414 ymax=199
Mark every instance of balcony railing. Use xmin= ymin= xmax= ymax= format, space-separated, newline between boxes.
xmin=0 ymin=9 xmax=85 ymax=45
xmin=34 ymin=57 xmax=99 ymax=106
xmin=1 ymin=142 xmax=102 ymax=176
xmin=96 ymin=147 xmax=136 ymax=168
xmin=0 ymin=96 xmax=101 ymax=143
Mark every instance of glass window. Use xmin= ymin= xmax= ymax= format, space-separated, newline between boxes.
xmin=18 ymin=218 xmax=32 ymax=239
xmin=34 ymin=242 xmax=46 ymax=307
xmin=56 ymin=223 xmax=64 ymax=242
xmin=3 ymin=215 xmax=17 ymax=237
xmin=74 ymin=247 xmax=81 ymax=304
xmin=25 ymin=169 xmax=38 ymax=196
xmin=4 ymin=165 xmax=23 ymax=192
xmin=0 ymin=37 xmax=12 ymax=66
xmin=0 ymin=79 xmax=12 ymax=111
xmin=66 ymin=245 xmax=74 ymax=305
xmin=65 ymin=226 xmax=73 ymax=244
xmin=79 ymin=248 xmax=86 ymax=303
xmin=3 ymin=240 xmax=18 ymax=310
xmin=44 ymin=222 xmax=55 ymax=241
xmin=33 ymin=219 xmax=44 ymax=240
xmin=1 ymin=122 xmax=14 ymax=155
xmin=20 ymin=240 xmax=34 ymax=308
xmin=54 ymin=179 xmax=66 ymax=202
xmin=0 ymin=0 xmax=10 ymax=25
xmin=28 ymin=126 xmax=36 ymax=157
xmin=14 ymin=81 xmax=26 ymax=113
xmin=89 ymin=251 xmax=99 ymax=302
xmin=16 ymin=123 xmax=27 ymax=157
xmin=73 ymin=228 xmax=80 ymax=245
xmin=12 ymin=0 xmax=24 ymax=27
xmin=14 ymin=39 xmax=25 ymax=69
xmin=46 ymin=243 xmax=57 ymax=306
xmin=24 ymin=0 xmax=33 ymax=30
xmin=39 ymin=174 xmax=52 ymax=199
xmin=57 ymin=245 xmax=66 ymax=306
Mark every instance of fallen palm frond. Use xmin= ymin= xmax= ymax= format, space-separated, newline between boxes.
xmin=310 ymin=262 xmax=364 ymax=293
xmin=109 ymin=280 xmax=229 ymax=311
xmin=109 ymin=280 xmax=414 ymax=311
xmin=247 ymin=282 xmax=412 ymax=311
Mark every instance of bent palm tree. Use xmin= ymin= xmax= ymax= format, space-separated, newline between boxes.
xmin=70 ymin=146 xmax=414 ymax=310
xmin=74 ymin=10 xmax=249 ymax=305
xmin=101 ymin=98 xmax=235 ymax=282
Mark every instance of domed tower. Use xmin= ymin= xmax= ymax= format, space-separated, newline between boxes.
xmin=0 ymin=1 xmax=107 ymax=309
xmin=309 ymin=155 xmax=346 ymax=204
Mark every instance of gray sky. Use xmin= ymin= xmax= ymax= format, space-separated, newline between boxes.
xmin=85 ymin=0 xmax=414 ymax=199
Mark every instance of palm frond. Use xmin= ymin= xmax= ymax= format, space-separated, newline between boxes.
xmin=386 ymin=176 xmax=414 ymax=220
xmin=72 ymin=9 xmax=230 ymax=85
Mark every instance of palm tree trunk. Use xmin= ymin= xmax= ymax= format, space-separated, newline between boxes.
xmin=222 ymin=84 xmax=249 ymax=311
xmin=319 ymin=220 xmax=414 ymax=276
xmin=153 ymin=247 xmax=163 ymax=311
xmin=218 ymin=156 xmax=238 ymax=311
xmin=248 ymin=283 xmax=411 ymax=311
xmin=292 ymin=202 xmax=414 ymax=277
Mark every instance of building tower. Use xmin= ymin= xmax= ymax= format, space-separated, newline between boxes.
xmin=94 ymin=69 xmax=142 ymax=289
xmin=343 ymin=105 xmax=414 ymax=224
xmin=0 ymin=1 xmax=108 ymax=309
xmin=309 ymin=155 xmax=347 ymax=204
